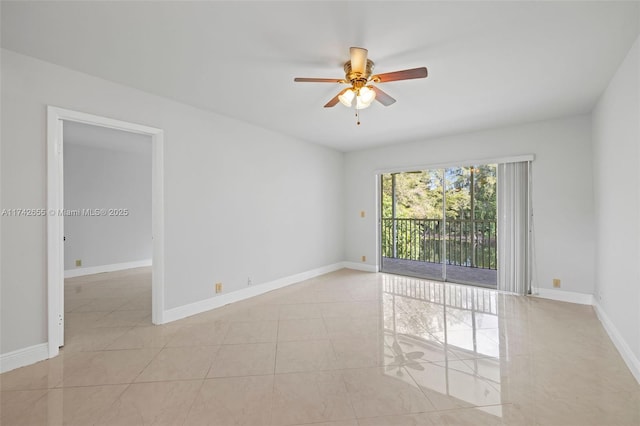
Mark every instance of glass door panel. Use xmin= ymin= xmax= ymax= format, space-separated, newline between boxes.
xmin=380 ymin=171 xmax=444 ymax=281
xmin=380 ymin=165 xmax=497 ymax=287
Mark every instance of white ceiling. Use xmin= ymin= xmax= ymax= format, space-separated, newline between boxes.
xmin=2 ymin=1 xmax=639 ymax=152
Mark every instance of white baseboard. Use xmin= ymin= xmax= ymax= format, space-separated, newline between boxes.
xmin=0 ymin=343 xmax=49 ymax=373
xmin=534 ymin=289 xmax=640 ymax=384
xmin=593 ymin=301 xmax=640 ymax=384
xmin=162 ymin=262 xmax=345 ymax=323
xmin=342 ymin=261 xmax=378 ymax=273
xmin=64 ymin=259 xmax=152 ymax=278
xmin=532 ymin=287 xmax=594 ymax=305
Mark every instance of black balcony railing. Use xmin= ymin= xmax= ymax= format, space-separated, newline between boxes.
xmin=381 ymin=218 xmax=497 ymax=269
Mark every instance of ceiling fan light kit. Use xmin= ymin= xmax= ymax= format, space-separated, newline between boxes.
xmin=338 ymin=86 xmax=375 ymax=109
xmin=294 ymin=47 xmax=428 ymax=124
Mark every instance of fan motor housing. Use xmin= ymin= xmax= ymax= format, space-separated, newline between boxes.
xmin=344 ymin=59 xmax=375 ymax=87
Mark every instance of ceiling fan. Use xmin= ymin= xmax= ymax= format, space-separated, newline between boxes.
xmin=294 ymin=47 xmax=428 ymax=123
xmin=385 ymin=336 xmax=426 ymax=377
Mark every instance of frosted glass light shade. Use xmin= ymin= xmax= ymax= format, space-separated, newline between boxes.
xmin=356 ymin=86 xmax=376 ymax=109
xmin=359 ymin=86 xmax=375 ymax=104
xmin=339 ymin=89 xmax=355 ymax=107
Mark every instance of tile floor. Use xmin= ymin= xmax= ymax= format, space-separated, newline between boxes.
xmin=1 ymin=267 xmax=639 ymax=425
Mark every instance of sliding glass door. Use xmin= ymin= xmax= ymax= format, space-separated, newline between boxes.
xmin=380 ymin=164 xmax=497 ymax=287
xmin=381 ymin=171 xmax=445 ymax=281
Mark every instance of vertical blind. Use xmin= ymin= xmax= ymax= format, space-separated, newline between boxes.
xmin=497 ymin=161 xmax=531 ymax=295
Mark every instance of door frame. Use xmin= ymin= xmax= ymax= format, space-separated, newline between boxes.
xmin=377 ymin=156 xmax=533 ymax=286
xmin=46 ymin=106 xmax=165 ymax=358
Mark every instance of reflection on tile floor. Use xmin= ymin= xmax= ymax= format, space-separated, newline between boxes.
xmin=1 ymin=267 xmax=639 ymax=425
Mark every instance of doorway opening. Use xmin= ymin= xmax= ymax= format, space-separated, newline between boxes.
xmin=380 ymin=164 xmax=498 ymax=287
xmin=47 ymin=107 xmax=165 ymax=358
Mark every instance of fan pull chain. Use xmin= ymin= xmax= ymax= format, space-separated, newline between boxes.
xmin=356 ymin=108 xmax=361 ymax=126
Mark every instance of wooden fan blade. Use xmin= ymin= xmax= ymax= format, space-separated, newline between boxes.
xmin=406 ymin=362 xmax=425 ymax=371
xmin=371 ymin=86 xmax=396 ymax=106
xmin=371 ymin=67 xmax=428 ymax=83
xmin=406 ymin=351 xmax=425 ymax=360
xmin=350 ymin=47 xmax=368 ymax=74
xmin=294 ymin=77 xmax=345 ymax=83
xmin=324 ymin=88 xmax=349 ymax=108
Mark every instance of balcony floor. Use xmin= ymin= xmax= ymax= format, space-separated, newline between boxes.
xmin=381 ymin=257 xmax=497 ymax=287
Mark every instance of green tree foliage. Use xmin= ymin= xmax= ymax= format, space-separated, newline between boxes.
xmin=381 ymin=165 xmax=497 ymax=269
xmin=381 ymin=165 xmax=496 ymax=221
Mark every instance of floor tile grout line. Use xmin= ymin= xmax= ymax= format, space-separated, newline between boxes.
xmin=44 ymin=377 xmax=210 ymax=389
xmin=324 ymin=336 xmax=362 ymax=422
xmin=177 ymin=378 xmax=206 ymax=426
xmin=402 ymin=362 xmax=440 ymax=412
xmin=128 ymin=346 xmax=164 ymax=384
xmin=89 ymin=382 xmax=132 ymax=425
xmin=271 ymin=318 xmax=281 ymax=426
xmin=202 ymin=343 xmax=223 ymax=379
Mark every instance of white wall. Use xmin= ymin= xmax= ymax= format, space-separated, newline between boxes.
xmin=592 ymin=35 xmax=640 ymax=374
xmin=344 ymin=115 xmax=595 ymax=296
xmin=64 ymin=132 xmax=152 ymax=271
xmin=0 ymin=49 xmax=345 ymax=354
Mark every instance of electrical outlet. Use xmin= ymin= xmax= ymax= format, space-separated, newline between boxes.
xmin=215 ymin=282 xmax=223 ymax=293
xmin=247 ymin=277 xmax=253 ymax=286
xmin=361 ymin=255 xmax=366 ymax=262
xmin=75 ymin=259 xmax=82 ymax=267
xmin=553 ymin=278 xmax=561 ymax=288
